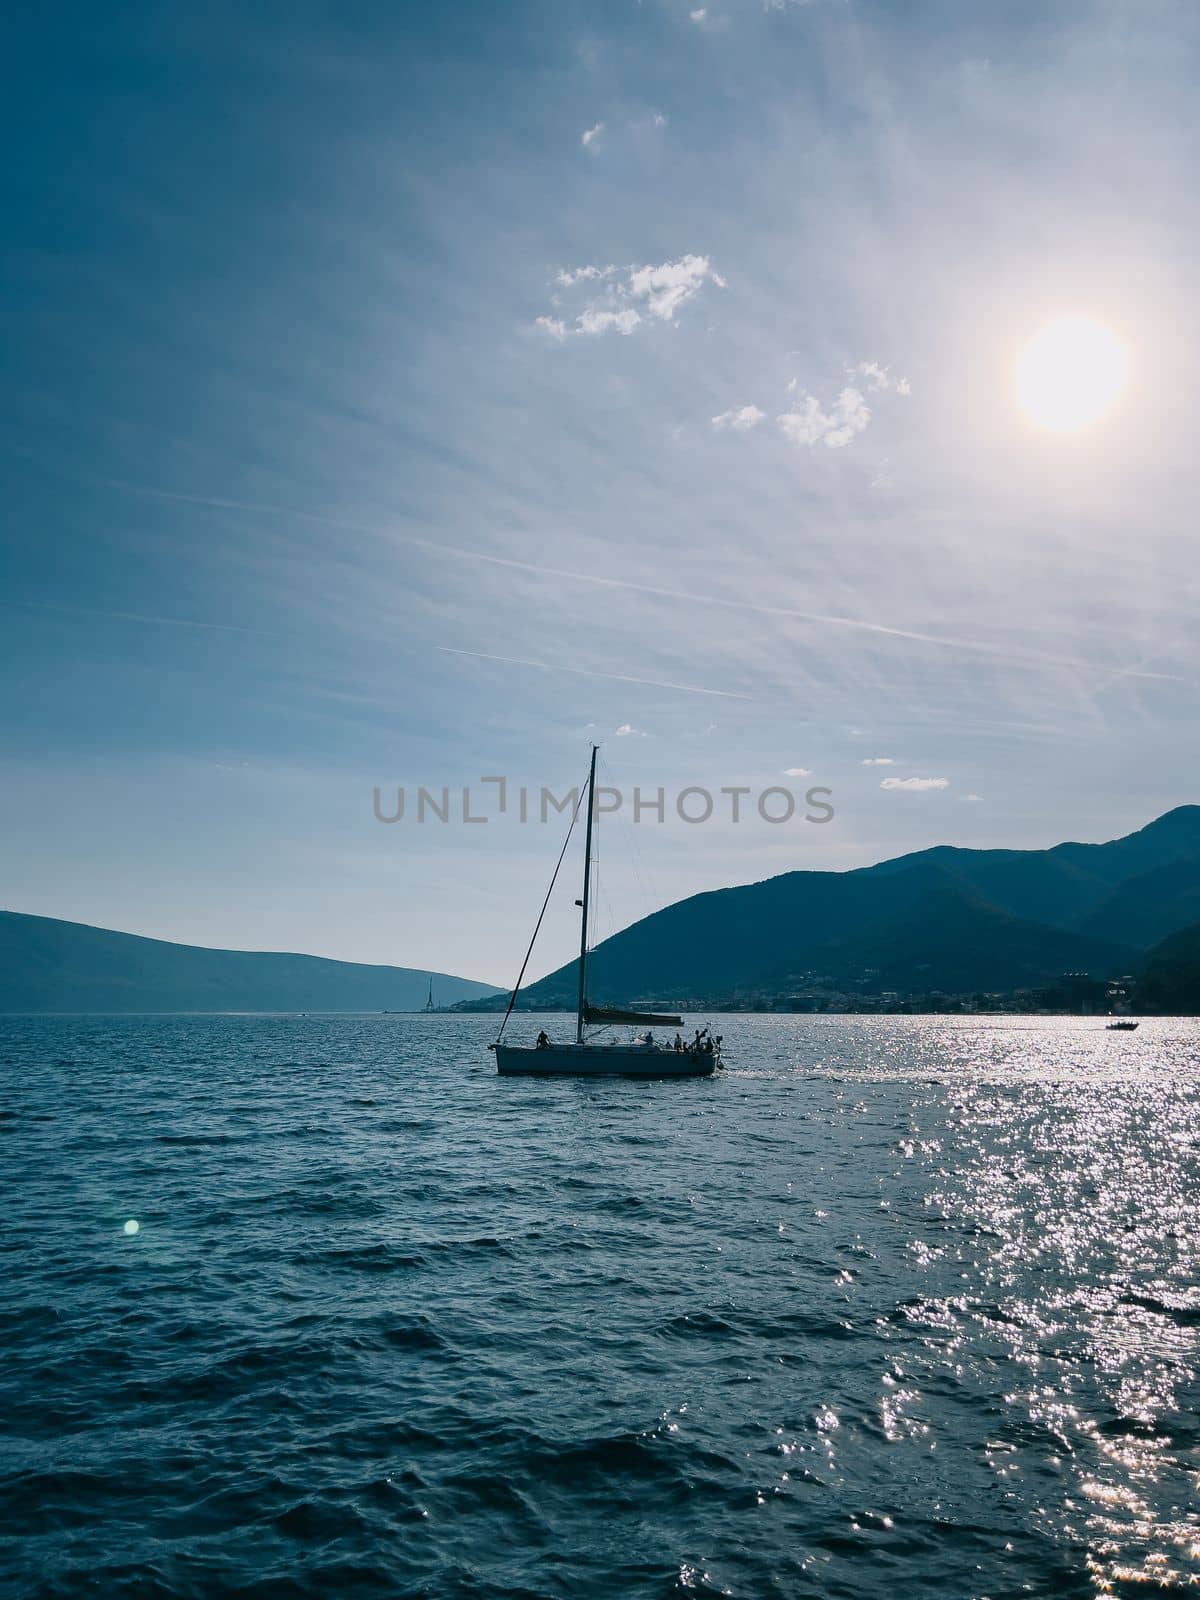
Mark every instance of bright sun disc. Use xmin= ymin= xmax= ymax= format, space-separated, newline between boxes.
xmin=1014 ymin=316 xmax=1128 ymax=432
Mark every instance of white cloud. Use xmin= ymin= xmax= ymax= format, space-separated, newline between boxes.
xmin=778 ymin=386 xmax=871 ymax=449
xmin=850 ymin=360 xmax=912 ymax=396
xmin=615 ymin=723 xmax=650 ymax=737
xmin=962 ymin=792 xmax=984 ymax=803
xmin=861 ymin=756 xmax=895 ymax=765
xmin=783 ymin=766 xmax=812 ymax=776
xmin=628 ymin=254 xmax=726 ymax=321
xmin=881 ymin=776 xmax=950 ymax=792
xmin=712 ymin=405 xmax=766 ymax=431
xmin=540 ymin=256 xmax=724 ymax=339
xmin=555 ymin=265 xmax=612 ymax=287
xmin=534 ymin=316 xmax=567 ymax=341
xmin=689 ymin=8 xmax=707 ymax=21
xmin=653 ymin=112 xmax=668 ymax=127
xmin=577 ymin=306 xmax=642 ymax=336
xmin=774 ymin=364 xmax=908 ymax=448
xmin=581 ymin=122 xmax=605 ymax=148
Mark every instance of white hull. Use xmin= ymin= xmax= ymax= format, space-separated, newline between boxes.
xmin=493 ymin=1041 xmax=718 ymax=1077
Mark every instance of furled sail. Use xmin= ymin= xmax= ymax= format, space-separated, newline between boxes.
xmin=582 ymin=1004 xmax=683 ymax=1028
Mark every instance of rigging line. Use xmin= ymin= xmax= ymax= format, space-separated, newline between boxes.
xmin=589 ymin=758 xmax=601 ymax=956
xmin=621 ymin=770 xmax=658 ymax=928
xmin=601 ymin=745 xmax=656 ymax=933
xmin=495 ymin=760 xmax=589 ymax=1043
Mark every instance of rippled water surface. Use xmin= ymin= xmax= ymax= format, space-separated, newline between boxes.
xmin=4 ymin=1013 xmax=1200 ymax=1598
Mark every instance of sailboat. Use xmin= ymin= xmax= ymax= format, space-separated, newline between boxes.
xmin=489 ymin=746 xmax=721 ymax=1077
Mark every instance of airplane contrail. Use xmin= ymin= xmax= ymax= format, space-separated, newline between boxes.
xmin=7 ymin=598 xmax=269 ymax=636
xmin=435 ymin=645 xmax=753 ymax=700
xmin=85 ymin=474 xmax=1187 ymax=684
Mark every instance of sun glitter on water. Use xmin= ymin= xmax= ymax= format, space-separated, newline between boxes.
xmin=1014 ymin=316 xmax=1129 ymax=432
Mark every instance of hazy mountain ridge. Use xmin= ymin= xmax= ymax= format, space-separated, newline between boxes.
xmin=1071 ymin=859 xmax=1200 ymax=951
xmin=1139 ymin=922 xmax=1200 ymax=1014
xmin=492 ymin=806 xmax=1200 ymax=1008
xmin=0 ymin=913 xmax=501 ymax=1014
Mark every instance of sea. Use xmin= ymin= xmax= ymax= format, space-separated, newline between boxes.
xmin=3 ymin=1012 xmax=1200 ymax=1599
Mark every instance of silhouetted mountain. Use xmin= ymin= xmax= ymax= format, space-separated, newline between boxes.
xmin=489 ymin=807 xmax=1200 ymax=1008
xmin=767 ymin=886 xmax=1136 ymax=996
xmin=1073 ymin=859 xmax=1200 ymax=950
xmin=0 ymin=912 xmax=501 ymax=1013
xmin=1138 ymin=923 xmax=1200 ymax=1014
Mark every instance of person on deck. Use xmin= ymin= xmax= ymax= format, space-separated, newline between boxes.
xmin=535 ymin=1030 xmax=549 ymax=1048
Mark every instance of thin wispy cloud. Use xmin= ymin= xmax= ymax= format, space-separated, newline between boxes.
xmin=687 ymin=5 xmax=730 ymax=29
xmin=435 ymin=647 xmax=753 ymax=700
xmin=427 ymin=550 xmax=1179 ymax=684
xmin=6 ymin=598 xmax=269 ymax=636
xmin=615 ymin=722 xmax=650 ymax=737
xmin=851 ymin=361 xmax=912 ymax=395
xmin=581 ymin=122 xmax=605 ymax=147
xmin=783 ymin=766 xmax=812 ymax=776
xmin=555 ymin=265 xmax=612 ymax=287
xmin=577 ymin=307 xmax=642 ymax=336
xmin=87 ymin=478 xmax=1190 ymax=686
xmin=881 ymin=776 xmax=950 ymax=792
xmin=534 ymin=315 xmax=567 ymax=341
xmin=861 ymin=756 xmax=896 ymax=765
xmin=712 ymin=405 xmax=765 ymax=431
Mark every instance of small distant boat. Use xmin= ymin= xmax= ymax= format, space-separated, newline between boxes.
xmin=1106 ymin=1019 xmax=1139 ymax=1031
xmin=489 ymin=746 xmax=720 ymax=1078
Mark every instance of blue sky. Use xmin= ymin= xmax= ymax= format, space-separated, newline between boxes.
xmin=2 ymin=0 xmax=1198 ymax=986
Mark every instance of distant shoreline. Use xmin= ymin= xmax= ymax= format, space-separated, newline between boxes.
xmin=1 ymin=1008 xmax=1195 ymax=1020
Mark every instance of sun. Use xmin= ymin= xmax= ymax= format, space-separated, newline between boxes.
xmin=1014 ymin=316 xmax=1129 ymax=433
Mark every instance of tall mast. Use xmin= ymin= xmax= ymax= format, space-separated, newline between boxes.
xmin=576 ymin=744 xmax=598 ymax=1044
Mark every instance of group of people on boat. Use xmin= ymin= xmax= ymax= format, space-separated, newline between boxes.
xmin=641 ymin=1027 xmax=717 ymax=1056
xmin=533 ymin=1025 xmax=719 ymax=1056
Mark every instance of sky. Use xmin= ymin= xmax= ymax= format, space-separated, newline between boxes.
xmin=2 ymin=0 xmax=1198 ymax=988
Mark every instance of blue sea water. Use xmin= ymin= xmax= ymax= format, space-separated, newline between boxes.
xmin=3 ymin=1013 xmax=1200 ymax=1598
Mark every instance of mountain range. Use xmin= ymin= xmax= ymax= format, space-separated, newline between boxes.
xmin=6 ymin=808 xmax=1200 ymax=1015
xmin=0 ymin=913 xmax=501 ymax=1014
xmin=491 ymin=805 xmax=1200 ymax=1009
